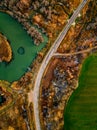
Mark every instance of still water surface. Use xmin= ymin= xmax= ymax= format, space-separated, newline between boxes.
xmin=0 ymin=12 xmax=48 ymax=82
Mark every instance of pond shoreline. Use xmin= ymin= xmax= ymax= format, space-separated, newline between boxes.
xmin=0 ymin=12 xmax=48 ymax=82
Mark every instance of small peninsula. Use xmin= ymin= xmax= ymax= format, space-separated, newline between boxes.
xmin=0 ymin=33 xmax=12 ymax=62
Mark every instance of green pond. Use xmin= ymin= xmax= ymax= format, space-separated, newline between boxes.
xmin=0 ymin=12 xmax=48 ymax=82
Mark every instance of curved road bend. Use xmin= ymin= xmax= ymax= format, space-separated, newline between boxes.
xmin=33 ymin=0 xmax=88 ymax=130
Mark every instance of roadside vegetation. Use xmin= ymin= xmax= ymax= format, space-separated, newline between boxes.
xmin=39 ymin=0 xmax=97 ymax=129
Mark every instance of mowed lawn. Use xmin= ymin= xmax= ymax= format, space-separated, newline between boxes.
xmin=64 ymin=54 xmax=97 ymax=130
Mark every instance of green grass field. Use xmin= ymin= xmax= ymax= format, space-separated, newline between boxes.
xmin=64 ymin=53 xmax=97 ymax=130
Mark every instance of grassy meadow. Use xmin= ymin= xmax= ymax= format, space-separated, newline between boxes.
xmin=64 ymin=53 xmax=97 ymax=130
